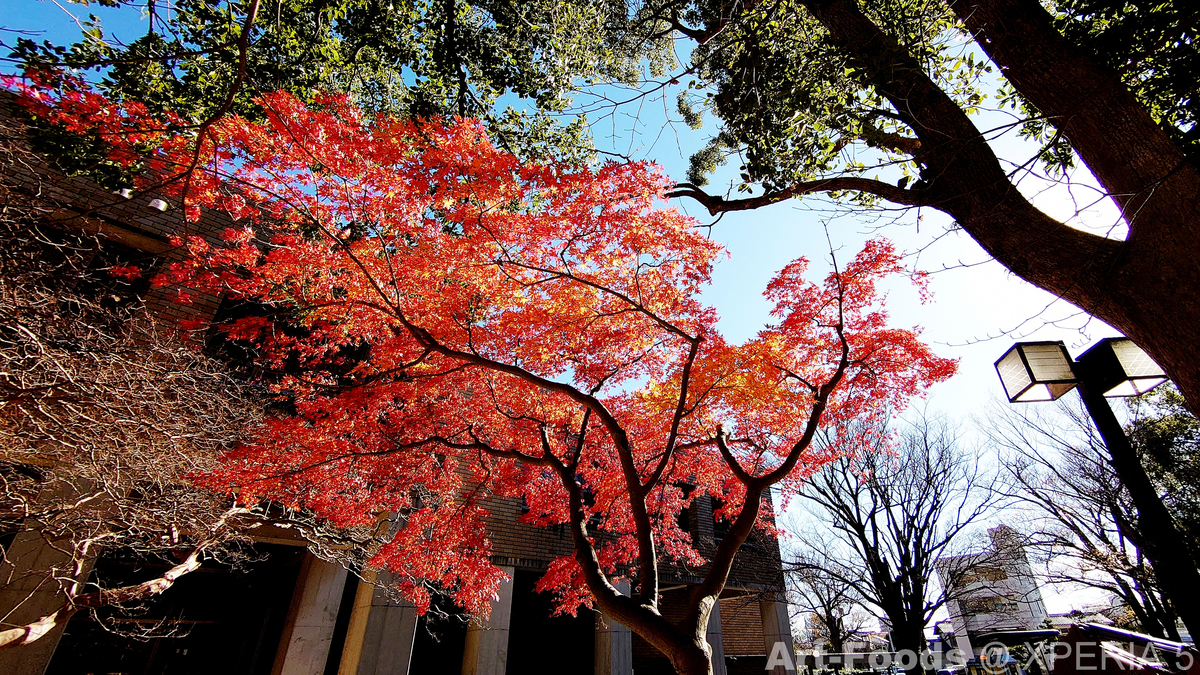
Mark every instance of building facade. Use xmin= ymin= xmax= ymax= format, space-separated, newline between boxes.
xmin=937 ymin=526 xmax=1049 ymax=657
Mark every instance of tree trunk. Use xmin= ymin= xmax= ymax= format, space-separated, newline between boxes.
xmin=802 ymin=0 xmax=1200 ymax=639
xmin=1144 ymin=592 xmax=1181 ymax=642
xmin=671 ymin=638 xmax=718 ymax=675
xmin=889 ymin=618 xmax=928 ymax=675
xmin=828 ymin=617 xmax=845 ymax=658
xmin=0 ymin=552 xmax=202 ymax=651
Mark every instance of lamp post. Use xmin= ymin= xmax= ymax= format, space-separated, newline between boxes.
xmin=995 ymin=338 xmax=1200 ymax=638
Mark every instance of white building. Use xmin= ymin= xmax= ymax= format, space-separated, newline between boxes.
xmin=937 ymin=526 xmax=1049 ymax=657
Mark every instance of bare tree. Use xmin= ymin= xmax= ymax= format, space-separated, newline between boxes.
xmin=0 ymin=117 xmax=391 ymax=651
xmin=988 ymin=401 xmax=1181 ymax=640
xmin=0 ymin=170 xmax=266 ymax=643
xmin=791 ymin=413 xmax=999 ymax=670
xmin=789 ymin=551 xmax=874 ymax=657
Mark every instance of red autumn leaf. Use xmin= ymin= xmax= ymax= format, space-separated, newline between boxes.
xmin=8 ymin=77 xmax=957 ymax=672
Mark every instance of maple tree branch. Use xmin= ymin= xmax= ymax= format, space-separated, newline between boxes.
xmin=667 ymin=177 xmax=932 ymax=215
xmin=540 ymin=443 xmax=619 ymax=600
xmin=235 ymin=433 xmax=492 ymax=486
xmin=760 ymin=333 xmax=850 ymax=487
xmin=572 ymin=408 xmax=593 ymax=469
xmin=546 ymin=444 xmax=681 ymax=655
xmin=390 ymin=312 xmax=663 ymax=603
xmin=467 ymin=427 xmax=557 ymax=467
xmin=393 ymin=318 xmax=629 ymax=457
xmin=645 ymin=336 xmax=703 ymax=491
xmin=713 ymin=429 xmax=754 ymax=485
xmin=674 ymin=436 xmax=754 ymax=453
xmin=495 ymin=259 xmax=698 ymax=342
xmin=688 ymin=276 xmax=854 ymax=630
xmin=776 ymin=365 xmax=819 ymax=392
xmin=537 ymin=425 xmax=559 ymax=465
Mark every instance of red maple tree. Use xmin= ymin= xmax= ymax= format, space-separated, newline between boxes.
xmin=10 ymin=78 xmax=956 ymax=675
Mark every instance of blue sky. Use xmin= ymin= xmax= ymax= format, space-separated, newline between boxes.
xmin=0 ymin=0 xmax=1123 ymax=425
xmin=2 ymin=0 xmax=1125 ymax=613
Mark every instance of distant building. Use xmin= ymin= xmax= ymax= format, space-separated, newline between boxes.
xmin=937 ymin=526 xmax=1049 ymax=657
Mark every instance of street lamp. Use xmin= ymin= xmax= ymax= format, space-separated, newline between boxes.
xmin=994 ymin=337 xmax=1168 ymax=403
xmin=994 ymin=337 xmax=1170 ymax=522
xmin=994 ymin=337 xmax=1200 ymax=636
xmin=994 ymin=341 xmax=1077 ymax=402
xmin=1074 ymin=338 xmax=1169 ymax=397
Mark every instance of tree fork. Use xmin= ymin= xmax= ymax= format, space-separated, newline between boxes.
xmin=794 ymin=0 xmax=1200 ymax=419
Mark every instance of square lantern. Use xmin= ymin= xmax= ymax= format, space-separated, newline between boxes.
xmin=1076 ymin=337 xmax=1168 ymax=398
xmin=995 ymin=341 xmax=1078 ymax=402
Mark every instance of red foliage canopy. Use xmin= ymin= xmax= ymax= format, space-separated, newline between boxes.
xmin=9 ymin=78 xmax=956 ymax=625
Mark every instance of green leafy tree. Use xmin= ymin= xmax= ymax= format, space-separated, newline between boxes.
xmin=1014 ymin=1 xmax=1200 ymax=172
xmin=1128 ymin=386 xmax=1200 ymax=554
xmin=9 ymin=0 xmax=676 ymax=164
xmin=646 ymin=1 xmax=1200 ymax=425
xmin=619 ymin=0 xmax=1200 ymax=637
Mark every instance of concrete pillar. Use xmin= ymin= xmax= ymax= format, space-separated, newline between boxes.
xmin=761 ymin=596 xmax=798 ymax=675
xmin=0 ymin=531 xmax=90 ymax=675
xmin=595 ymin=580 xmax=633 ymax=675
xmin=461 ymin=565 xmax=515 ymax=675
xmin=275 ymin=554 xmax=350 ymax=675
xmin=338 ymin=570 xmax=420 ymax=675
xmin=707 ymin=599 xmax=729 ymax=675
xmin=955 ymin=632 xmax=975 ymax=661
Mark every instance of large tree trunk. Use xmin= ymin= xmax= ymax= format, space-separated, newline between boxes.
xmin=946 ymin=0 xmax=1200 ymax=455
xmin=801 ymin=0 xmax=1200 ymax=640
xmin=886 ymin=616 xmax=928 ymax=675
xmin=827 ymin=615 xmax=846 ymax=657
xmin=672 ymin=638 xmax=718 ymax=675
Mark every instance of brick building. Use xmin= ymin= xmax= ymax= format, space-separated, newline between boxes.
xmin=0 ymin=94 xmax=797 ymax=675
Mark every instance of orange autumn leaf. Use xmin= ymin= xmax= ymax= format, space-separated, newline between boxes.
xmin=8 ymin=77 xmax=955 ymax=634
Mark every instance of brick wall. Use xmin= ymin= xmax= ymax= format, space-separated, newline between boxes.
xmin=720 ymin=594 xmax=767 ymax=656
xmin=1 ymin=91 xmax=235 ymax=328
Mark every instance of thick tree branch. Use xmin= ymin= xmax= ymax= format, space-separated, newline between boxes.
xmin=646 ymin=337 xmax=703 ymax=491
xmin=0 ymin=506 xmax=249 ymax=651
xmin=949 ymin=0 xmax=1200 ymax=244
xmin=0 ymin=552 xmax=202 ymax=651
xmin=548 ymin=445 xmax=689 ymax=665
xmin=800 ymin=0 xmax=1132 ymax=348
xmin=667 ymin=176 xmax=933 ymax=214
